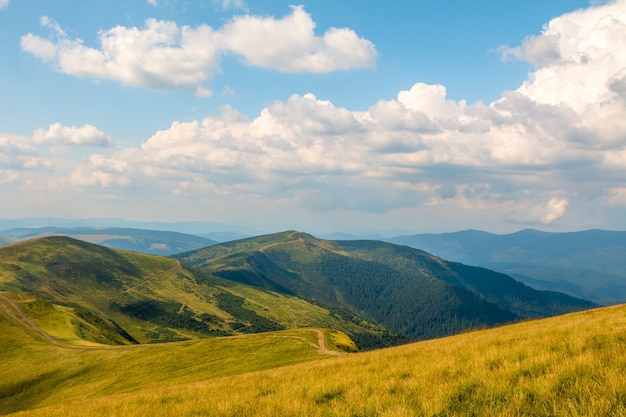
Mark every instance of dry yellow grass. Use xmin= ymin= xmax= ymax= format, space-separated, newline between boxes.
xmin=5 ymin=303 xmax=626 ymax=416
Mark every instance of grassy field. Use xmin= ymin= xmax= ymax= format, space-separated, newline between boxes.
xmin=3 ymin=290 xmax=626 ymax=416
xmin=0 ymin=291 xmax=352 ymax=415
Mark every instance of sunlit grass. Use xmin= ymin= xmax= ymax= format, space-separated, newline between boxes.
xmin=4 ymin=301 xmax=626 ymax=416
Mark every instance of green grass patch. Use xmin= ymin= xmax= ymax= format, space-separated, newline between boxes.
xmin=5 ymin=304 xmax=626 ymax=416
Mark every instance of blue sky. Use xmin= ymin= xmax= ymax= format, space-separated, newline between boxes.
xmin=1 ymin=0 xmax=625 ymax=235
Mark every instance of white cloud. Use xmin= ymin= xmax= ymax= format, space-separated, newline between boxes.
xmin=213 ymin=0 xmax=247 ymax=11
xmin=219 ymin=6 xmax=376 ymax=73
xmin=0 ymin=0 xmax=9 ymax=10
xmin=33 ymin=123 xmax=114 ymax=147
xmin=0 ymin=137 xmax=37 ymax=157
xmin=502 ymin=0 xmax=626 ymax=111
xmin=0 ymin=134 xmax=56 ymax=173
xmin=21 ymin=18 xmax=221 ymax=95
xmin=147 ymin=0 xmax=157 ymax=5
xmin=70 ymin=154 xmax=131 ymax=187
xmin=20 ymin=7 xmax=376 ymax=94
xmin=504 ymin=197 xmax=569 ymax=225
xmin=81 ymin=0 xmax=620 ymax=228
xmin=7 ymin=1 xmax=626 ymax=230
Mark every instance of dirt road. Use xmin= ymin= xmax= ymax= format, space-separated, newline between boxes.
xmin=0 ymin=292 xmax=61 ymax=345
xmin=1 ymin=292 xmax=345 ymax=356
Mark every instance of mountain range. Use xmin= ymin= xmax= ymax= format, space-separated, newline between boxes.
xmin=3 ymin=222 xmax=625 ymax=305
xmin=0 ymin=226 xmax=218 ymax=256
xmin=175 ymin=231 xmax=594 ymax=343
xmin=385 ymin=229 xmax=626 ymax=305
xmin=0 ymin=231 xmax=595 ymax=349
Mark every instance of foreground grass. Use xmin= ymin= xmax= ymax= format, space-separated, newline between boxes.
xmin=0 ymin=296 xmax=342 ymax=415
xmin=5 ymin=303 xmax=626 ymax=416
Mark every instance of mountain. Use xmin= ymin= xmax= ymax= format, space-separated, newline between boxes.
xmin=0 ymin=226 xmax=218 ymax=256
xmin=0 ymin=236 xmax=385 ymax=346
xmin=0 ymin=217 xmax=266 ymax=237
xmin=385 ymin=229 xmax=626 ymax=305
xmin=176 ymin=231 xmax=595 ymax=342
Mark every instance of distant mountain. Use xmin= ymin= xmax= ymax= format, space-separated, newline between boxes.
xmin=0 ymin=236 xmax=387 ymax=347
xmin=176 ymin=231 xmax=594 ymax=343
xmin=0 ymin=226 xmax=218 ymax=256
xmin=0 ymin=217 xmax=266 ymax=237
xmin=198 ymin=231 xmax=251 ymax=243
xmin=385 ymin=229 xmax=626 ymax=305
xmin=0 ymin=235 xmax=13 ymax=245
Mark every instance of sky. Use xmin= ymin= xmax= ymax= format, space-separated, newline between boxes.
xmin=1 ymin=0 xmax=625 ymax=235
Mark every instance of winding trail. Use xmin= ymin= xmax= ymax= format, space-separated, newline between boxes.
xmin=0 ymin=292 xmax=345 ymax=355
xmin=0 ymin=292 xmax=60 ymax=345
xmin=235 ymin=329 xmax=344 ymax=356
xmin=122 ymin=260 xmax=181 ymax=293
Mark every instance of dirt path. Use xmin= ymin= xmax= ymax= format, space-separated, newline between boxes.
xmin=251 ymin=329 xmax=344 ymax=356
xmin=0 ymin=292 xmax=61 ymax=345
xmin=1 ymin=296 xmax=344 ymax=356
xmin=0 ymin=258 xmax=180 ymax=350
xmin=122 ymin=260 xmax=180 ymax=293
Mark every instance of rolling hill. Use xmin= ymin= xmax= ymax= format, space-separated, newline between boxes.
xmin=386 ymin=229 xmax=626 ymax=305
xmin=0 ymin=236 xmax=386 ymax=347
xmin=176 ymin=231 xmax=595 ymax=343
xmin=0 ymin=226 xmax=218 ymax=256
xmin=1 ymin=287 xmax=624 ymax=416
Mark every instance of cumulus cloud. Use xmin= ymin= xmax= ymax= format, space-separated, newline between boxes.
xmin=33 ymin=123 xmax=114 ymax=147
xmin=219 ymin=5 xmax=376 ymax=73
xmin=502 ymin=0 xmax=626 ymax=110
xmin=21 ymin=18 xmax=220 ymax=96
xmin=20 ymin=7 xmax=376 ymax=94
xmin=505 ymin=197 xmax=569 ymax=225
xmin=0 ymin=134 xmax=56 ymax=174
xmin=8 ymin=1 xmax=626 ymax=230
xmin=70 ymin=154 xmax=131 ymax=187
xmin=63 ymin=0 xmax=621 ymax=228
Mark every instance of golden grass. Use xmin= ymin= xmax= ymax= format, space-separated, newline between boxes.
xmin=5 ymin=303 xmax=626 ymax=416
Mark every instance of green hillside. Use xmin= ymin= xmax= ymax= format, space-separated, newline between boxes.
xmin=0 ymin=291 xmax=351 ymax=415
xmin=177 ymin=231 xmax=595 ymax=343
xmin=2 ymin=288 xmax=625 ymax=416
xmin=387 ymin=229 xmax=626 ymax=304
xmin=0 ymin=236 xmax=383 ymax=346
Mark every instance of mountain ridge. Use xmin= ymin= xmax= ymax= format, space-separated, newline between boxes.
xmin=177 ymin=230 xmax=595 ymax=342
xmin=385 ymin=228 xmax=626 ymax=304
xmin=0 ymin=235 xmax=387 ymax=347
xmin=0 ymin=226 xmax=218 ymax=256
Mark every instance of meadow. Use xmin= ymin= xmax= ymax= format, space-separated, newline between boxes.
xmin=3 ymin=291 xmax=626 ymax=416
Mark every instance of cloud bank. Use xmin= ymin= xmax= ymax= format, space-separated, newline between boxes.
xmin=6 ymin=0 xmax=626 ymax=231
xmin=20 ymin=6 xmax=377 ymax=96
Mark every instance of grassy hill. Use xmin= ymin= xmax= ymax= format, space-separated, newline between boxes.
xmin=0 ymin=226 xmax=217 ymax=256
xmin=387 ymin=229 xmax=626 ymax=305
xmin=2 ymin=289 xmax=625 ymax=416
xmin=0 ymin=291 xmax=351 ymax=415
xmin=0 ymin=236 xmax=385 ymax=346
xmin=177 ymin=231 xmax=595 ymax=343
